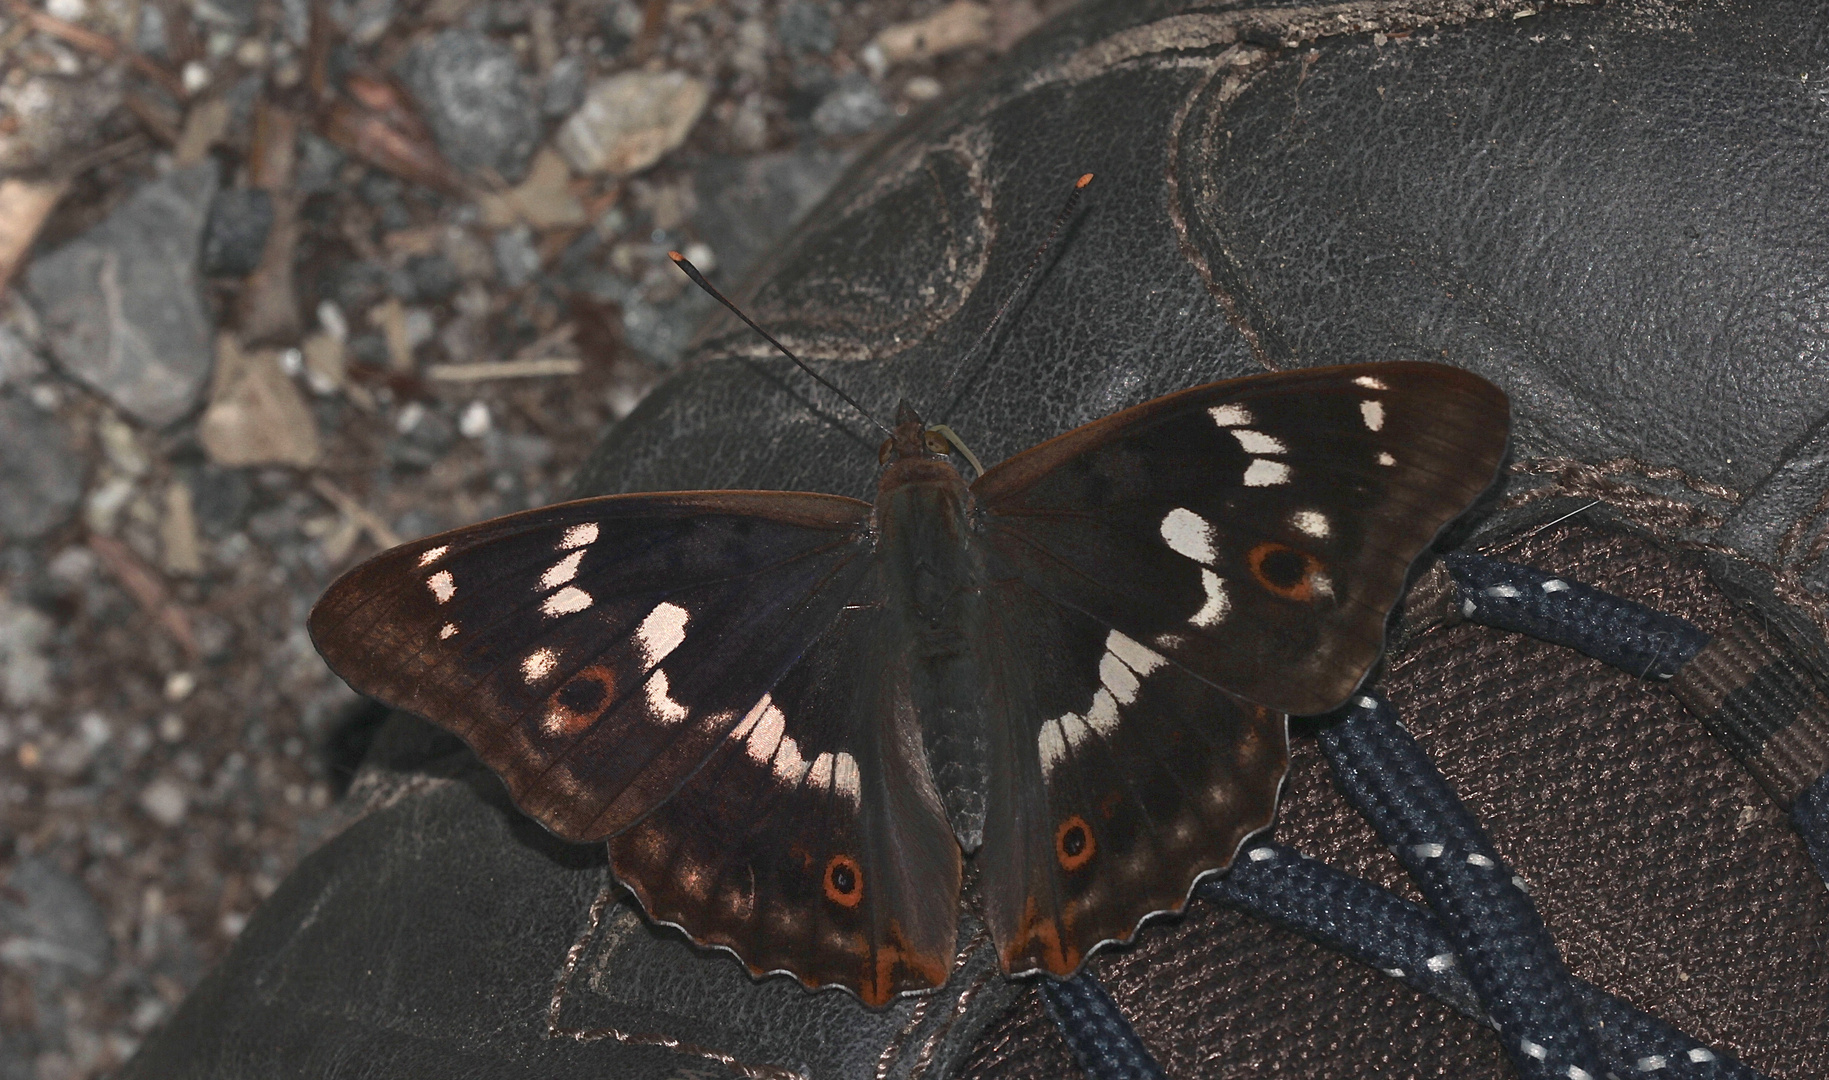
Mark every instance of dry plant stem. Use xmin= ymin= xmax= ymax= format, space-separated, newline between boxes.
xmin=309 ymin=477 xmax=404 ymax=551
xmin=86 ymin=533 xmax=201 ymax=660
xmin=425 ymin=358 xmax=585 ymax=381
xmin=2 ymin=0 xmax=186 ymax=98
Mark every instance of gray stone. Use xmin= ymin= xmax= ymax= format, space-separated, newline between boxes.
xmin=329 ymin=0 xmax=395 ymax=44
xmin=187 ymin=464 xmax=253 ymax=539
xmin=0 ymin=593 xmax=54 ymax=707
xmin=24 ymin=163 xmax=217 ymax=427
xmin=491 ymin=225 xmax=541 ymax=288
xmin=401 ymin=253 xmax=459 ymax=303
xmin=295 ymin=132 xmax=346 ymax=195
xmin=692 ymin=148 xmax=852 ymax=283
xmin=777 ymin=1 xmax=836 ymax=55
xmin=190 ymin=0 xmax=256 ymax=29
xmin=0 ymin=70 xmax=124 ymax=174
xmin=201 ymin=187 xmax=274 ymax=278
xmin=619 ymin=291 xmax=713 ymax=367
xmin=0 ymin=326 xmax=46 ymax=389
xmin=541 ymin=55 xmax=586 ymax=118
xmin=398 ymin=30 xmax=540 ymax=183
xmin=323 ymin=261 xmax=389 ymax=312
xmin=0 ymin=395 xmax=85 ymax=541
xmin=811 ymin=72 xmax=892 ymax=137
xmin=0 ymin=857 xmax=112 ymax=983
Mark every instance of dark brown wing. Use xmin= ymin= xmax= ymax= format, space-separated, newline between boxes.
xmin=308 ymin=490 xmax=959 ymax=1003
xmin=971 ymin=361 xmax=1508 ymax=716
xmin=967 ymin=362 xmax=1507 ymax=974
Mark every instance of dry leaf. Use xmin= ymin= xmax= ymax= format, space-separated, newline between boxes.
xmin=0 ymin=177 xmax=68 ymax=293
xmin=173 ymin=97 xmax=230 ymax=167
xmin=198 ymin=334 xmax=322 ymax=467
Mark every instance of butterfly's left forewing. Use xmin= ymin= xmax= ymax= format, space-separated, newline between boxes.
xmin=968 ymin=361 xmax=1508 ymax=975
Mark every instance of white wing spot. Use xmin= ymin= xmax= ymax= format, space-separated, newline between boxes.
xmin=1192 ymin=568 xmax=1231 ymax=627
xmin=1231 ymin=429 xmax=1287 ymax=455
xmin=541 ymin=585 xmax=594 ymax=617
xmin=1106 ymin=631 xmax=1166 ymax=675
xmin=643 ymin=668 xmax=688 ymax=725
xmin=636 ymin=602 xmax=689 ymax=667
xmin=1208 ymin=404 xmax=1253 ymax=427
xmin=426 ymin=570 xmax=456 ymax=604
xmin=734 ymin=694 xmax=785 ymax=762
xmin=1425 ymin=952 xmax=1457 ymax=973
xmin=1353 ymin=375 xmax=1389 ymax=390
xmin=832 ymin=752 xmax=861 ymax=804
xmin=807 ymin=751 xmax=835 ymax=789
xmin=560 ymin=523 xmax=599 ymax=549
xmin=1377 ymin=451 xmax=1397 ymax=467
xmin=1084 ymin=688 xmax=1118 ymax=737
xmin=521 ymin=647 xmax=559 ymax=683
xmin=1244 ymin=459 xmax=1292 ymax=486
xmin=438 ymin=622 xmax=458 ymax=640
xmin=1160 ymin=507 xmax=1217 ymax=565
xmin=772 ymin=734 xmax=808 ymax=782
xmin=540 ymin=549 xmax=586 ymax=590
xmin=1360 ymin=399 xmax=1386 ymax=431
xmin=1038 ymin=720 xmax=1068 ymax=776
xmin=417 ymin=545 xmax=449 ymax=567
xmin=1291 ymin=510 xmax=1330 ymax=538
xmin=1100 ymin=651 xmax=1141 ymax=704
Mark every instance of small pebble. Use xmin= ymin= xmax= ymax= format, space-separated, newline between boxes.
xmin=139 ymin=777 xmax=189 ymax=827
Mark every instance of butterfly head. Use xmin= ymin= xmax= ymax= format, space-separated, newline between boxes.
xmin=878 ymin=400 xmax=951 ymax=464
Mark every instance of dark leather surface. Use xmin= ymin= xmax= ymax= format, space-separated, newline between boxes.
xmin=129 ymin=1 xmax=1829 ymax=1076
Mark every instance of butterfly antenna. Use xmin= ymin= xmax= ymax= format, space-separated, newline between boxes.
xmin=937 ymin=172 xmax=1094 ymax=419
xmin=669 ymin=251 xmax=893 ymax=438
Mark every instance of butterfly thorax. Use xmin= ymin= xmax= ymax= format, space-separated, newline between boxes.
xmin=874 ymin=402 xmax=993 ymax=850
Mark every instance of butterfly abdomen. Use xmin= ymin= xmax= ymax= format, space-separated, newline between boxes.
xmin=876 ymin=454 xmax=995 ymax=850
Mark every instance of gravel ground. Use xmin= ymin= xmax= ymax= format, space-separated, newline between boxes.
xmin=0 ymin=1 xmax=1069 ymax=1075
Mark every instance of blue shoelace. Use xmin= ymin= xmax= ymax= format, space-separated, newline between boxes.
xmin=1044 ymin=551 xmax=1827 ymax=1080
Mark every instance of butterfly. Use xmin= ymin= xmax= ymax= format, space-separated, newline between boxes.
xmin=309 ymin=351 xmax=1508 ymax=1007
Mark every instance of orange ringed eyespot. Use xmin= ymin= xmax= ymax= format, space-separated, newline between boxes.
xmin=1055 ymin=816 xmax=1096 ymax=871
xmin=824 ymin=855 xmax=864 ymax=907
xmin=1247 ymin=542 xmax=1320 ymax=601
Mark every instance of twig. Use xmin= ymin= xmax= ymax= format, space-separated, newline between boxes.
xmin=309 ymin=477 xmax=403 ymax=551
xmin=425 ymin=357 xmax=585 ymax=382
xmin=87 ymin=534 xmax=200 ymax=660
